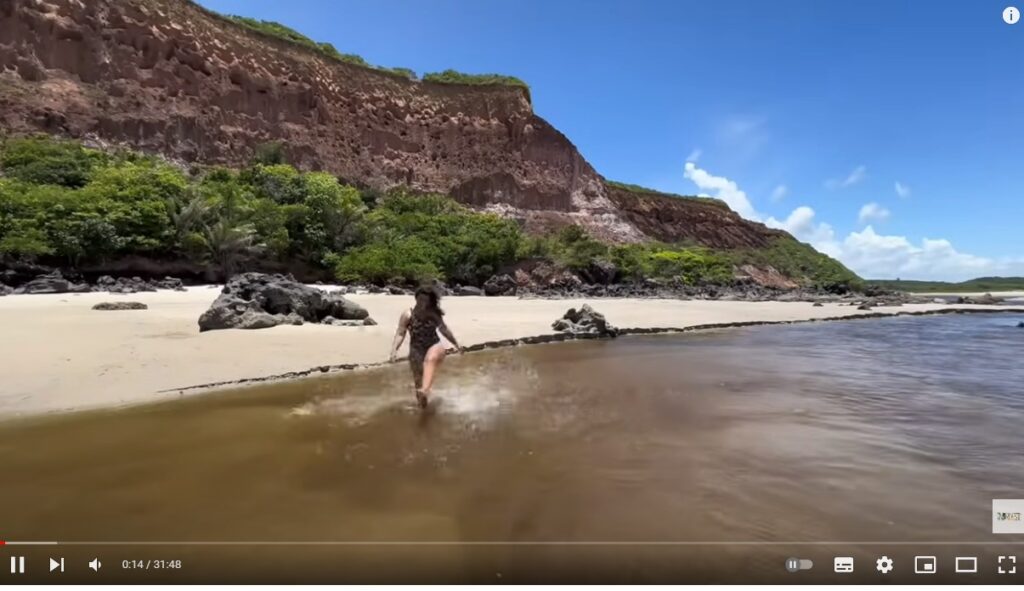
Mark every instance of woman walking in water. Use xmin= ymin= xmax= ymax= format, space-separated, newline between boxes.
xmin=389 ymin=285 xmax=462 ymax=408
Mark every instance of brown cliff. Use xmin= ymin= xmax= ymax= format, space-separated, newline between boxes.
xmin=0 ymin=0 xmax=781 ymax=249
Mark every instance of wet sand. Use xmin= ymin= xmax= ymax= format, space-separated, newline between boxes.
xmin=0 ymin=286 xmax=1021 ymax=416
xmin=1 ymin=313 xmax=1021 ymax=583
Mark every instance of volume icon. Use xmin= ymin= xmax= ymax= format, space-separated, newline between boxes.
xmin=88 ymin=558 xmax=101 ymax=572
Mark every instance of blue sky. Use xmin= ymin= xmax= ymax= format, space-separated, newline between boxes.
xmin=198 ymin=0 xmax=1022 ymax=280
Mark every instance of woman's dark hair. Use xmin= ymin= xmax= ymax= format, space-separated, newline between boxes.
xmin=412 ymin=284 xmax=444 ymax=319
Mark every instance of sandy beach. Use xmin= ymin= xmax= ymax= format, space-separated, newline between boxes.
xmin=1 ymin=286 xmax=1021 ymax=417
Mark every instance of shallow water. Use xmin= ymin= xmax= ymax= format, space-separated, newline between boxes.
xmin=1 ymin=314 xmax=1022 ymax=582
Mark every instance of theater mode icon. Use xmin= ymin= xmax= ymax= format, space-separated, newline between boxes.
xmin=956 ymin=556 xmax=978 ymax=574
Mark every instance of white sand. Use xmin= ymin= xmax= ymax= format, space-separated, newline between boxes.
xmin=0 ymin=286 xmax=1019 ymax=417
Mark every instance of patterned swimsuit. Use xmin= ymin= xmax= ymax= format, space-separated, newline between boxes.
xmin=407 ymin=309 xmax=441 ymax=388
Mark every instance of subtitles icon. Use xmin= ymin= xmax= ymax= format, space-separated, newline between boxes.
xmin=834 ymin=556 xmax=854 ymax=573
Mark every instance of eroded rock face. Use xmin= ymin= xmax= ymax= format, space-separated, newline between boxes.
xmin=552 ymin=304 xmax=618 ymax=337
xmin=0 ymin=0 xmax=636 ymax=243
xmin=198 ymin=273 xmax=370 ymax=332
xmin=0 ymin=0 xmax=802 ymax=253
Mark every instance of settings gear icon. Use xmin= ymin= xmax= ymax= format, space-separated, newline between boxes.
xmin=876 ymin=555 xmax=895 ymax=574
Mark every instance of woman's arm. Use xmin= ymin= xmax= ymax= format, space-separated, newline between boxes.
xmin=438 ymin=320 xmax=463 ymax=353
xmin=390 ymin=310 xmax=411 ymax=362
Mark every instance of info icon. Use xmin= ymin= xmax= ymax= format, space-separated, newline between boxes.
xmin=1006 ymin=6 xmax=1021 ymax=25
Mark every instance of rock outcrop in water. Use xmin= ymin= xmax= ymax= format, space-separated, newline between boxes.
xmin=198 ymin=273 xmax=370 ymax=332
xmin=552 ymin=304 xmax=618 ymax=337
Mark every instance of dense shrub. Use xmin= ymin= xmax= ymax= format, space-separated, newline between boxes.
xmin=0 ymin=137 xmax=106 ymax=188
xmin=330 ymin=192 xmax=521 ymax=285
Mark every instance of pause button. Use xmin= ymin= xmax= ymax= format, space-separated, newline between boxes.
xmin=10 ymin=556 xmax=25 ymax=574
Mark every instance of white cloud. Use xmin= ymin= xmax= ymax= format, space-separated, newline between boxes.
xmin=894 ymin=181 xmax=911 ymax=198
xmin=833 ymin=227 xmax=1006 ymax=280
xmin=770 ymin=184 xmax=788 ymax=203
xmin=858 ymin=202 xmax=891 ymax=224
xmin=825 ymin=165 xmax=867 ymax=190
xmin=683 ymin=161 xmax=1022 ymax=281
xmin=683 ymin=162 xmax=758 ymax=220
xmin=686 ymin=148 xmax=703 ymax=163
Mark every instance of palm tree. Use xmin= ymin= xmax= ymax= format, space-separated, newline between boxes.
xmin=203 ymin=218 xmax=260 ymax=281
xmin=169 ymin=191 xmax=210 ymax=252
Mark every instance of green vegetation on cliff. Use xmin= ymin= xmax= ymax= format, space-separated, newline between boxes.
xmin=0 ymin=136 xmax=859 ymax=290
xmin=867 ymin=277 xmax=1024 ymax=293
xmin=220 ymin=15 xmax=528 ymax=90
xmin=223 ymin=15 xmax=415 ymax=79
xmin=605 ymin=180 xmax=731 ymax=210
xmin=421 ymin=69 xmax=529 ymax=89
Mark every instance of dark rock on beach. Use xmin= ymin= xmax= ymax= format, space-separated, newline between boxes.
xmin=552 ymin=304 xmax=618 ymax=337
xmin=198 ymin=273 xmax=371 ymax=332
xmin=14 ymin=271 xmax=90 ymax=295
xmin=965 ymin=293 xmax=1004 ymax=305
xmin=0 ymin=282 xmax=12 ymax=296
xmin=453 ymin=285 xmax=484 ymax=296
xmin=94 ymin=275 xmax=186 ymax=293
xmin=92 ymin=301 xmax=148 ymax=311
xmin=483 ymin=274 xmax=517 ymax=296
xmin=322 ymin=316 xmax=378 ymax=327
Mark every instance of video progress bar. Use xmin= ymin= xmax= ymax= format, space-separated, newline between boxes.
xmin=5 ymin=541 xmax=1024 ymax=546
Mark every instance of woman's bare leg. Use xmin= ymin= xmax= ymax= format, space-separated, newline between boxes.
xmin=420 ymin=344 xmax=447 ymax=396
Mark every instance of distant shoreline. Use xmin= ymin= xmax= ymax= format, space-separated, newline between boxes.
xmin=1 ymin=287 xmax=1021 ymax=420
